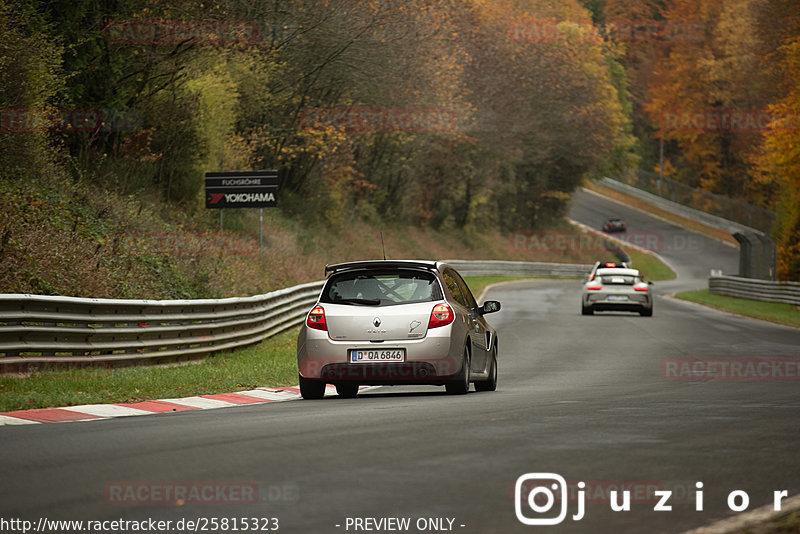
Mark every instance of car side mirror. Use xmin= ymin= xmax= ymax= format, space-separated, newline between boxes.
xmin=648 ymin=281 xmax=653 ymax=285
xmin=480 ymin=300 xmax=501 ymax=315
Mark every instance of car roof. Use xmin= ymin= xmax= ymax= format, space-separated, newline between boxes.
xmin=595 ymin=268 xmax=640 ymax=276
xmin=324 ymin=260 xmax=442 ymax=276
xmin=594 ymin=261 xmax=628 ymax=269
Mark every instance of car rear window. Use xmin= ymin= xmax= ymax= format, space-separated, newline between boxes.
xmin=321 ymin=270 xmax=442 ymax=306
xmin=600 ymin=275 xmax=640 ymax=285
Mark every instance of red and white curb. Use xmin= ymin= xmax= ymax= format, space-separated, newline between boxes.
xmin=0 ymin=385 xmax=369 ymax=426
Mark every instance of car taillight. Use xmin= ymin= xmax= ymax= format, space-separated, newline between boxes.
xmin=589 ymin=273 xmax=595 ymax=281
xmin=586 ymin=285 xmax=602 ymax=290
xmin=428 ymin=304 xmax=455 ymax=329
xmin=634 ymin=286 xmax=649 ymax=292
xmin=306 ymin=305 xmax=327 ymax=331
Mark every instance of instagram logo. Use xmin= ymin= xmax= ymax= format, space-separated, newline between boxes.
xmin=514 ymin=473 xmax=792 ymax=525
xmin=515 ymin=473 xmax=582 ymax=525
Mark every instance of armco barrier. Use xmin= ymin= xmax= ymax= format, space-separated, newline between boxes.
xmin=0 ymin=281 xmax=325 ymax=373
xmin=444 ymin=260 xmax=591 ymax=278
xmin=0 ymin=261 xmax=591 ymax=372
xmin=709 ymin=276 xmax=800 ymax=306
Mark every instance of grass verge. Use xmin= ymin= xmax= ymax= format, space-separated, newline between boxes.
xmin=627 ymin=249 xmax=676 ymax=282
xmin=0 ymin=328 xmax=301 ymax=412
xmin=584 ymin=180 xmax=739 ymax=247
xmin=463 ymin=276 xmax=543 ymax=299
xmin=675 ymin=289 xmax=800 ymax=328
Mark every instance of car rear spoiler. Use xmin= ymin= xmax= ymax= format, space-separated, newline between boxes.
xmin=324 ymin=260 xmax=439 ymax=276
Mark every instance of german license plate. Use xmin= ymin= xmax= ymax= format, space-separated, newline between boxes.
xmin=607 ymin=295 xmax=628 ymax=301
xmin=349 ymin=349 xmax=405 ymax=363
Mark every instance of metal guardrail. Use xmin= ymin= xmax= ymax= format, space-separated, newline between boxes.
xmin=596 ymin=177 xmax=751 ymax=235
xmin=627 ymin=170 xmax=776 ymax=234
xmin=709 ymin=276 xmax=800 ymax=306
xmin=0 ymin=281 xmax=325 ymax=373
xmin=0 ymin=261 xmax=592 ymax=372
xmin=445 ymin=260 xmax=591 ymax=279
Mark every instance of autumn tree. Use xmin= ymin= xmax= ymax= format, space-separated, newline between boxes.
xmin=644 ymin=0 xmax=800 ymax=199
xmin=752 ymin=37 xmax=800 ymax=280
xmin=463 ymin=0 xmax=634 ymax=230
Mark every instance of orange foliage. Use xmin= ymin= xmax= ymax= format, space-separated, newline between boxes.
xmin=752 ymin=37 xmax=800 ymax=280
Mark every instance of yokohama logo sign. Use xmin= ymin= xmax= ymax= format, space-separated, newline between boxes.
xmin=205 ymin=171 xmax=278 ymax=209
xmin=209 ymin=192 xmax=276 ymax=205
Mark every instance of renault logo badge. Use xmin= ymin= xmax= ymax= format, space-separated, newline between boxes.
xmin=373 ymin=317 xmax=381 ymax=327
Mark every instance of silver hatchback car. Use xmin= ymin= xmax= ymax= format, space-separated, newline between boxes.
xmin=581 ymin=266 xmax=653 ymax=316
xmin=296 ymin=260 xmax=501 ymax=399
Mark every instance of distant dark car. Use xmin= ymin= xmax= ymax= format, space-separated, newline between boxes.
xmin=602 ymin=217 xmax=627 ymax=233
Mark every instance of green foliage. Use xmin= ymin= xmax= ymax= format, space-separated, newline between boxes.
xmin=0 ymin=0 xmax=64 ymax=180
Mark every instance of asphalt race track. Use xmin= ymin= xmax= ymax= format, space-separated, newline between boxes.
xmin=1 ymin=191 xmax=798 ymax=534
xmin=568 ymin=188 xmax=739 ymax=291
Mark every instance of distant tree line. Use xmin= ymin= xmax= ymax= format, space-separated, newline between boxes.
xmin=1 ymin=0 xmax=797 ymax=278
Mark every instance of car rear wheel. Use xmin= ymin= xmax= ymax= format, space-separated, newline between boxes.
xmin=299 ymin=375 xmax=326 ymax=399
xmin=474 ymin=347 xmax=497 ymax=392
xmin=335 ymin=383 xmax=359 ymax=398
xmin=640 ymin=307 xmax=653 ymax=317
xmin=445 ymin=346 xmax=471 ymax=395
xmin=582 ymin=304 xmax=593 ymax=315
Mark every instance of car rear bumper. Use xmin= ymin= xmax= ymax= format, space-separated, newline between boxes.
xmin=589 ymin=302 xmax=650 ymax=312
xmin=583 ymin=293 xmax=651 ymax=311
xmin=297 ymin=327 xmax=462 ymax=383
xmin=317 ymin=362 xmax=455 ymax=385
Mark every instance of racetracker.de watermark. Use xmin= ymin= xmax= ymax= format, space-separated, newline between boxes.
xmin=0 ymin=109 xmax=142 ymax=133
xmin=300 ymin=108 xmax=458 ymax=134
xmin=104 ymin=20 xmax=259 ymax=45
xmin=104 ymin=482 xmax=299 ymax=506
xmin=661 ymin=110 xmax=800 ymax=132
xmin=510 ymin=231 xmax=665 ymax=254
xmin=105 ymin=482 xmax=257 ymax=506
xmin=105 ymin=231 xmax=259 ymax=257
xmin=509 ymin=19 xmax=703 ymax=44
xmin=661 ymin=358 xmax=800 ymax=381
